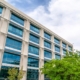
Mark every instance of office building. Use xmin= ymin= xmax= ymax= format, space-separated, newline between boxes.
xmin=0 ymin=0 xmax=73 ymax=80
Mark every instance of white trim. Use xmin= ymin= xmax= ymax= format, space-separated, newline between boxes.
xmin=28 ymin=66 xmax=39 ymax=70
xmin=5 ymin=46 xmax=21 ymax=52
xmin=28 ymin=53 xmax=39 ymax=57
xmin=29 ymin=41 xmax=39 ymax=46
xmin=44 ymin=57 xmax=52 ymax=60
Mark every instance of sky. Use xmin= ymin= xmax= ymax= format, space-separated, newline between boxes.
xmin=5 ymin=0 xmax=80 ymax=50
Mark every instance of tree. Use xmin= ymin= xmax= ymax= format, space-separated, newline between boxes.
xmin=7 ymin=67 xmax=24 ymax=80
xmin=41 ymin=52 xmax=80 ymax=80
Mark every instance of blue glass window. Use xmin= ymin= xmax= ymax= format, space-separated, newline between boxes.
xmin=54 ymin=37 xmax=60 ymax=44
xmin=27 ymin=69 xmax=39 ymax=80
xmin=11 ymin=13 xmax=24 ymax=26
xmin=29 ymin=45 xmax=39 ymax=55
xmin=29 ymin=34 xmax=39 ymax=44
xmin=0 ymin=6 xmax=3 ymax=14
xmin=44 ymin=50 xmax=52 ymax=58
xmin=55 ymin=45 xmax=60 ymax=52
xmin=28 ymin=57 xmax=39 ymax=67
xmin=62 ymin=42 xmax=66 ymax=48
xmin=8 ymin=24 xmax=23 ymax=37
xmin=44 ymin=32 xmax=51 ymax=40
xmin=55 ymin=54 xmax=61 ymax=59
xmin=30 ymin=24 xmax=40 ymax=34
xmin=44 ymin=40 xmax=51 ymax=49
xmin=6 ymin=37 xmax=22 ymax=50
xmin=63 ymin=49 xmax=67 ymax=54
xmin=2 ymin=52 xmax=20 ymax=65
xmin=68 ymin=46 xmax=72 ymax=51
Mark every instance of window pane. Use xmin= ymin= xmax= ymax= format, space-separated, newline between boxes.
xmin=28 ymin=45 xmax=39 ymax=55
xmin=44 ymin=75 xmax=50 ymax=80
xmin=2 ymin=52 xmax=20 ymax=65
xmin=44 ymin=50 xmax=52 ymax=58
xmin=44 ymin=40 xmax=51 ymax=49
xmin=30 ymin=24 xmax=40 ymax=34
xmin=29 ymin=34 xmax=39 ymax=44
xmin=63 ymin=49 xmax=67 ymax=54
xmin=54 ymin=38 xmax=60 ymax=44
xmin=8 ymin=24 xmax=23 ymax=37
xmin=6 ymin=37 xmax=22 ymax=50
xmin=27 ymin=69 xmax=39 ymax=80
xmin=68 ymin=46 xmax=72 ymax=51
xmin=62 ymin=42 xmax=66 ymax=48
xmin=44 ymin=32 xmax=51 ymax=40
xmin=28 ymin=57 xmax=39 ymax=67
xmin=55 ymin=54 xmax=61 ymax=59
xmin=11 ymin=13 xmax=24 ymax=26
xmin=0 ymin=6 xmax=3 ymax=14
xmin=55 ymin=45 xmax=60 ymax=52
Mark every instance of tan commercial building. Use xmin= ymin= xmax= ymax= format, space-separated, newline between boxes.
xmin=0 ymin=0 xmax=73 ymax=80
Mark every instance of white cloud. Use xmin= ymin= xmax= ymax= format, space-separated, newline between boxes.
xmin=27 ymin=0 xmax=80 ymax=50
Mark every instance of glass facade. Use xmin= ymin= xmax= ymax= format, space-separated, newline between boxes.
xmin=63 ymin=49 xmax=67 ymax=54
xmin=44 ymin=40 xmax=51 ymax=49
xmin=44 ymin=32 xmax=51 ymax=40
xmin=0 ymin=6 xmax=3 ymax=14
xmin=2 ymin=52 xmax=20 ymax=65
xmin=44 ymin=50 xmax=52 ymax=59
xmin=28 ymin=57 xmax=39 ymax=67
xmin=29 ymin=34 xmax=39 ymax=44
xmin=8 ymin=24 xmax=23 ymax=37
xmin=30 ymin=24 xmax=40 ymax=34
xmin=11 ymin=13 xmax=24 ymax=26
xmin=27 ymin=69 xmax=39 ymax=80
xmin=29 ymin=45 xmax=39 ymax=55
xmin=55 ymin=54 xmax=61 ymax=59
xmin=54 ymin=37 xmax=60 ymax=44
xmin=55 ymin=45 xmax=60 ymax=52
xmin=68 ymin=46 xmax=72 ymax=51
xmin=6 ymin=37 xmax=22 ymax=50
xmin=62 ymin=42 xmax=66 ymax=48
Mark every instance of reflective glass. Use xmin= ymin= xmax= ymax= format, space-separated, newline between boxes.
xmin=62 ymin=42 xmax=66 ymax=48
xmin=63 ymin=49 xmax=67 ymax=54
xmin=6 ymin=37 xmax=22 ymax=50
xmin=44 ymin=40 xmax=51 ymax=49
xmin=27 ymin=69 xmax=39 ymax=80
xmin=30 ymin=24 xmax=40 ymax=34
xmin=44 ymin=32 xmax=51 ymax=40
xmin=0 ymin=6 xmax=3 ymax=14
xmin=54 ymin=38 xmax=60 ymax=44
xmin=28 ymin=57 xmax=39 ymax=67
xmin=8 ymin=24 xmax=23 ymax=37
xmin=44 ymin=75 xmax=50 ymax=80
xmin=28 ymin=45 xmax=39 ymax=55
xmin=29 ymin=34 xmax=39 ymax=44
xmin=11 ymin=13 xmax=24 ymax=26
xmin=55 ymin=45 xmax=60 ymax=52
xmin=2 ymin=52 xmax=20 ymax=65
xmin=44 ymin=50 xmax=52 ymax=58
xmin=55 ymin=54 xmax=61 ymax=59
xmin=68 ymin=46 xmax=72 ymax=51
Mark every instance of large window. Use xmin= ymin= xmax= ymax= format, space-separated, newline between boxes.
xmin=63 ymin=49 xmax=67 ymax=55
xmin=27 ymin=69 xmax=39 ymax=80
xmin=28 ymin=57 xmax=39 ymax=67
xmin=11 ymin=13 xmax=24 ymax=26
xmin=0 ymin=6 xmax=3 ymax=14
xmin=2 ymin=52 xmax=20 ymax=65
xmin=68 ymin=46 xmax=72 ymax=51
xmin=55 ymin=54 xmax=61 ymax=59
xmin=62 ymin=42 xmax=66 ymax=48
xmin=28 ymin=45 xmax=39 ymax=55
xmin=6 ymin=37 xmax=22 ymax=50
xmin=55 ymin=45 xmax=60 ymax=52
xmin=54 ymin=37 xmax=60 ymax=44
xmin=29 ymin=34 xmax=39 ymax=44
xmin=44 ymin=40 xmax=51 ymax=49
xmin=44 ymin=32 xmax=51 ymax=40
xmin=8 ymin=24 xmax=23 ymax=37
xmin=44 ymin=50 xmax=52 ymax=59
xmin=30 ymin=24 xmax=40 ymax=34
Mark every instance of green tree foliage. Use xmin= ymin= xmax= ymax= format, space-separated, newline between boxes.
xmin=7 ymin=67 xmax=24 ymax=80
xmin=41 ymin=52 xmax=80 ymax=80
